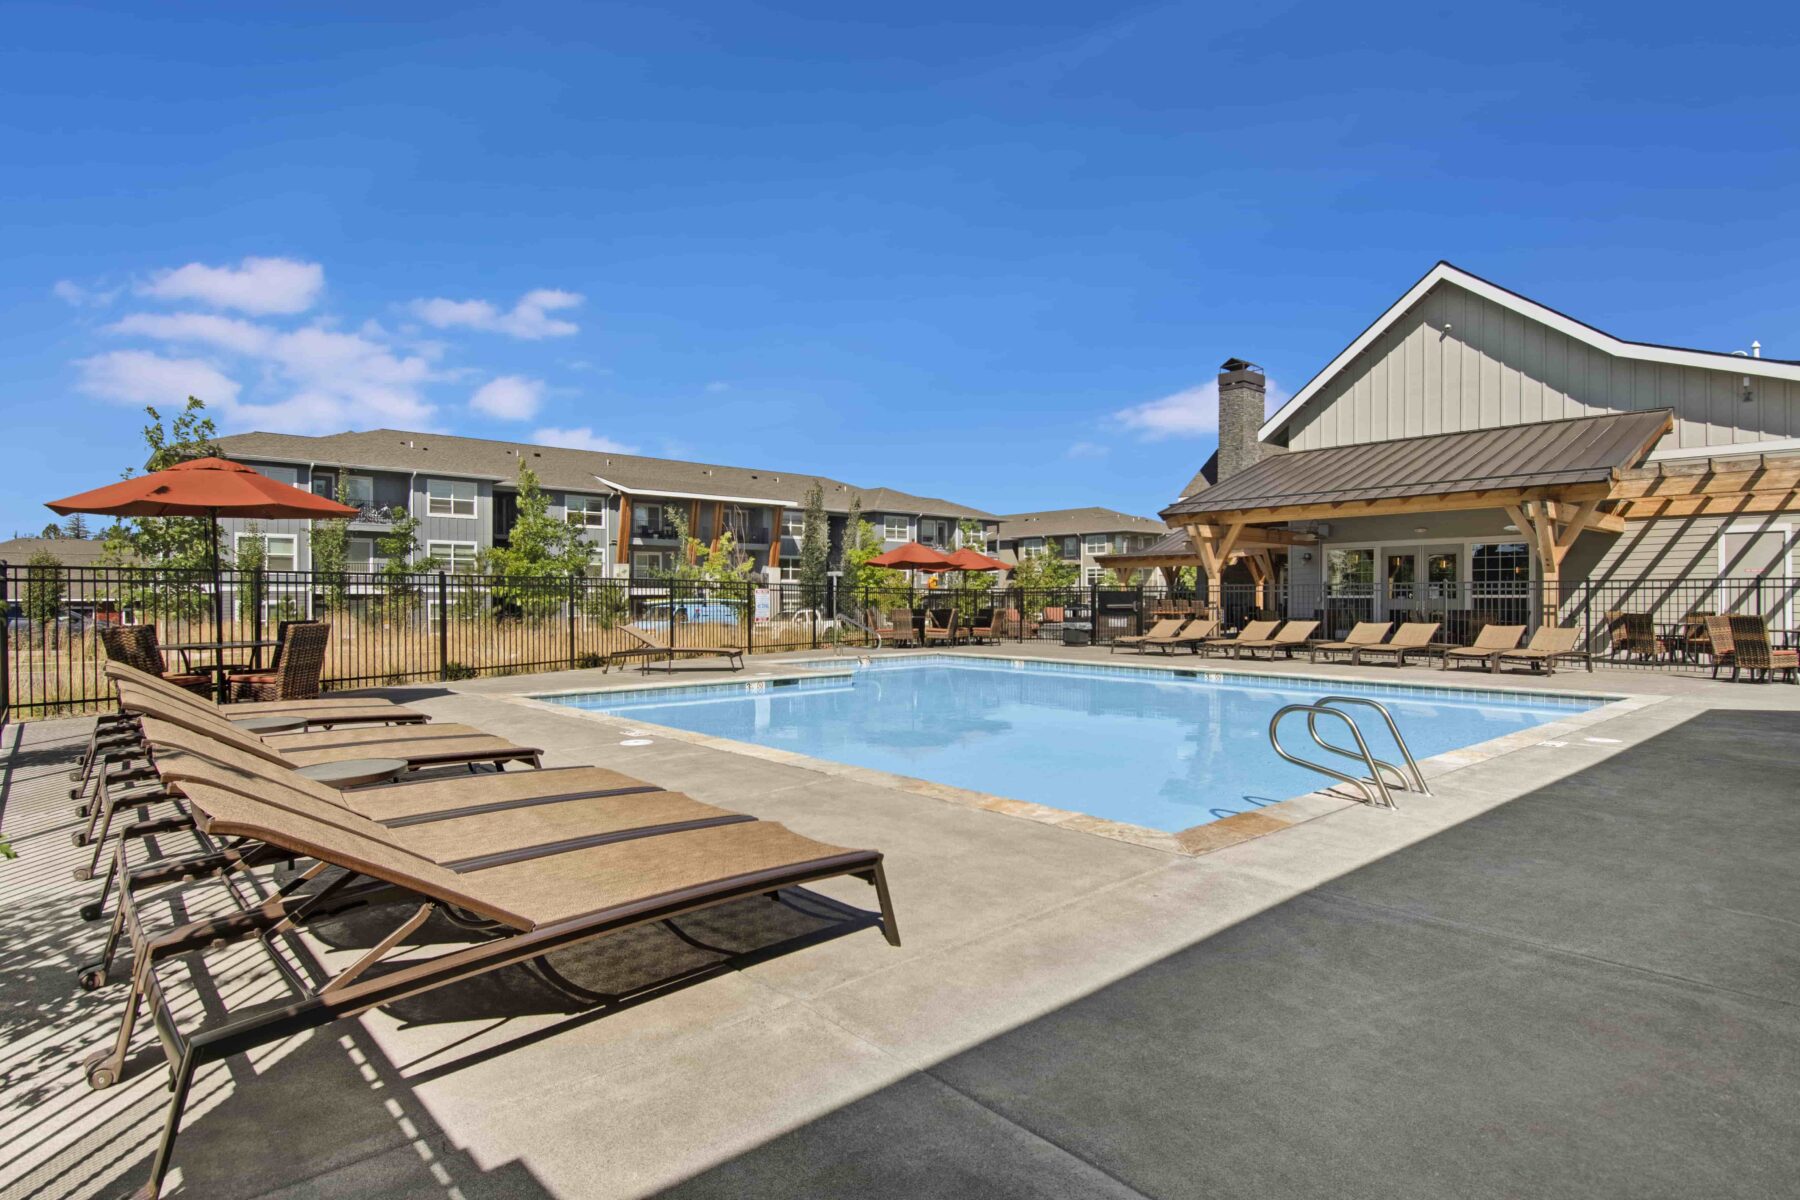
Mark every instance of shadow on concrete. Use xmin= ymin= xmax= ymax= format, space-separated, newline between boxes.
xmin=655 ymin=709 xmax=1800 ymax=1200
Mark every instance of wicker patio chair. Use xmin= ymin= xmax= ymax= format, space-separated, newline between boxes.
xmin=97 ymin=624 xmax=211 ymax=696
xmin=1714 ymin=615 xmax=1798 ymax=683
xmin=884 ymin=609 xmax=919 ymax=646
xmin=229 ymin=622 xmax=331 ymax=702
xmin=1607 ymin=610 xmax=1658 ymax=661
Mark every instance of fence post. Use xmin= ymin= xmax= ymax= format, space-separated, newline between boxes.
xmin=1583 ymin=580 xmax=1594 ymax=671
xmin=568 ymin=573 xmax=578 ymax=670
xmin=0 ymin=564 xmax=9 ymax=730
xmin=436 ymin=571 xmax=449 ymax=680
xmin=743 ymin=579 xmax=754 ymax=657
xmin=250 ymin=566 xmax=265 ymax=668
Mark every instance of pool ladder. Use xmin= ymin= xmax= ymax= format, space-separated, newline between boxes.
xmin=1267 ymin=696 xmax=1430 ymax=810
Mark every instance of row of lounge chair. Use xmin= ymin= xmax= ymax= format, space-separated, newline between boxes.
xmin=1111 ymin=617 xmax=1591 ymax=674
xmin=65 ymin=662 xmax=897 ymax=1198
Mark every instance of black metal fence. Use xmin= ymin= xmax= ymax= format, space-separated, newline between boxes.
xmin=2 ymin=562 xmax=1794 ymax=722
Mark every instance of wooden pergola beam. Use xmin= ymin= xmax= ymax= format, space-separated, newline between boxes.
xmin=1166 ymin=481 xmax=1613 ymax=528
xmin=1617 ymin=489 xmax=1800 ymax=520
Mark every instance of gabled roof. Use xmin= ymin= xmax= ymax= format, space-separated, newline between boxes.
xmin=993 ymin=507 xmax=1166 ymax=540
xmin=1166 ymin=409 xmax=1672 ymax=520
xmin=216 ymin=428 xmax=995 ymax=520
xmin=0 ymin=537 xmax=128 ymax=566
xmin=1178 ymin=451 xmax=1218 ymax=500
xmin=1261 ymin=261 xmax=1800 ymax=444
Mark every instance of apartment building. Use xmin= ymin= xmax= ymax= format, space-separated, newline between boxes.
xmin=210 ymin=429 xmax=998 ymax=581
xmin=993 ymin=508 xmax=1167 ymax=584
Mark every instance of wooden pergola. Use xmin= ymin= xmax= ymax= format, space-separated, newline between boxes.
xmin=1095 ymin=526 xmax=1315 ymax=609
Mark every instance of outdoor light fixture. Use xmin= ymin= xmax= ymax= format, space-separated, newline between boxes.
xmin=1412 ymin=526 xmax=1428 ymax=535
xmin=1503 ymin=523 xmax=1520 ymax=533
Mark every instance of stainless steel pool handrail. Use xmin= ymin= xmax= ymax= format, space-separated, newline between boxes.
xmin=1311 ymin=696 xmax=1431 ymax=795
xmin=1267 ymin=704 xmax=1399 ymax=810
xmin=830 ymin=610 xmax=881 ymax=650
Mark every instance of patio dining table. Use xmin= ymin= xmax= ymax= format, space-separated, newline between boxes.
xmin=161 ymin=638 xmax=279 ymax=702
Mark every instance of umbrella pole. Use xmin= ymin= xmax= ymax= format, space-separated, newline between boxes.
xmin=209 ymin=509 xmax=225 ymax=703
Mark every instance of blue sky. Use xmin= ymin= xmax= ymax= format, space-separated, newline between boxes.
xmin=4 ymin=1 xmax=1799 ymax=536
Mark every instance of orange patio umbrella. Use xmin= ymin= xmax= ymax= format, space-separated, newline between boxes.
xmin=867 ymin=541 xmax=957 ymax=570
xmin=47 ymin=456 xmax=359 ymax=639
xmin=940 ymin=547 xmax=1009 ymax=573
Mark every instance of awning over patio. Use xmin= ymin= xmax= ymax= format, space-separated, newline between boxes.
xmin=1160 ymin=409 xmax=1673 ymax=524
xmin=1156 ymin=408 xmax=1675 ymax=609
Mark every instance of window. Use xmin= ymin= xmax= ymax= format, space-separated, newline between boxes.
xmin=1327 ymin=548 xmax=1375 ymax=592
xmin=631 ymin=550 xmax=668 ymax=574
xmin=882 ymin=515 xmax=909 ymax=541
xmin=254 ymin=464 xmax=298 ymax=486
xmin=1019 ymin=537 xmax=1045 ymax=559
xmin=781 ymin=510 xmax=806 ymax=539
xmin=1084 ymin=566 xmax=1105 ymax=586
xmin=428 ymin=541 xmax=478 ymax=573
xmin=345 ymin=537 xmax=378 ymax=573
xmin=1060 ymin=536 xmax=1079 ymax=558
xmin=1084 ymin=535 xmax=1109 ymax=556
xmin=426 ymin=478 xmax=476 ymax=518
xmin=338 ymin=475 xmax=374 ymax=509
xmin=235 ymin=532 xmax=297 ymax=573
xmin=564 ymin=494 xmax=606 ymax=528
xmin=778 ymin=565 xmax=803 ymax=583
xmin=1470 ymin=542 xmax=1529 ymax=592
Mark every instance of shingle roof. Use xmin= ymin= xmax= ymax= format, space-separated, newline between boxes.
xmin=1162 ymin=409 xmax=1673 ymax=519
xmin=1093 ymin=528 xmax=1199 ymax=565
xmin=215 ymin=428 xmax=995 ymax=520
xmin=0 ymin=537 xmax=128 ymax=567
xmin=993 ymin=507 xmax=1167 ymax=540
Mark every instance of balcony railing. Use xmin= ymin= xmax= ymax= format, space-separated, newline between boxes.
xmin=632 ymin=524 xmax=682 ymax=541
xmin=346 ymin=504 xmax=397 ymax=528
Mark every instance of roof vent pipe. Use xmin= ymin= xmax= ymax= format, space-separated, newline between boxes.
xmin=1752 ymin=340 xmax=1761 ymax=358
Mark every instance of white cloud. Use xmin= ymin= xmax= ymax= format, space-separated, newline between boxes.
xmin=1114 ymin=380 xmax=1220 ymax=438
xmin=1065 ymin=440 xmax=1109 ymax=459
xmin=410 ymin=288 xmax=583 ymax=339
xmin=140 ymin=256 xmax=325 ymax=315
xmin=102 ymin=309 xmax=437 ymax=433
xmin=534 ymin=426 xmax=637 ymax=454
xmin=75 ymin=350 xmax=240 ymax=408
xmin=1113 ymin=378 xmax=1286 ymax=439
xmin=704 ymin=381 xmax=731 ymax=393
xmin=54 ymin=279 xmax=120 ymax=308
xmin=470 ymin=375 xmax=544 ymax=421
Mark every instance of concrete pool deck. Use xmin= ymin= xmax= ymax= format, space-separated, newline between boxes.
xmin=2 ymin=646 xmax=1796 ymax=1198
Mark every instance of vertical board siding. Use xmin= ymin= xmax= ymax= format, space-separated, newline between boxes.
xmin=1289 ymin=282 xmax=1800 ymax=453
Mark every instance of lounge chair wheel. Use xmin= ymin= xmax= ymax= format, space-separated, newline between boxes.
xmin=84 ymin=1061 xmax=118 ymax=1090
xmin=78 ymin=902 xmax=104 ymax=922
xmin=75 ymin=803 xmax=91 ymax=818
xmin=71 ymin=866 xmax=94 ymax=882
xmin=441 ymin=905 xmax=503 ymax=933
xmin=77 ymin=966 xmax=107 ymax=992
xmin=70 ymin=831 xmax=89 ymax=847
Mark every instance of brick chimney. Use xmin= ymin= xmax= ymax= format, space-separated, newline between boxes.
xmin=1216 ymin=357 xmax=1267 ymax=481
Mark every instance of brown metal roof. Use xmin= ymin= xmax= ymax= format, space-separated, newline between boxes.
xmin=1162 ymin=410 xmax=1672 ymax=520
xmin=1093 ymin=528 xmax=1199 ymax=566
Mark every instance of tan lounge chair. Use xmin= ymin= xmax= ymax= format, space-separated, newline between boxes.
xmin=922 ymin=608 xmax=959 ymax=645
xmin=82 ymin=745 xmax=897 ymax=1200
xmin=1195 ymin=619 xmax=1280 ymax=658
xmin=1350 ymin=621 xmax=1440 ymax=667
xmin=1143 ymin=618 xmax=1222 ymax=654
xmin=1309 ymin=622 xmax=1391 ymax=664
xmin=965 ymin=609 xmax=998 ymax=644
xmin=614 ymin=623 xmax=745 ymax=672
xmin=1497 ymin=626 xmax=1583 ymax=674
xmin=1232 ymin=620 xmax=1320 ymax=660
xmin=1442 ymin=624 xmax=1527 ymax=672
xmin=1111 ymin=618 xmax=1185 ymax=654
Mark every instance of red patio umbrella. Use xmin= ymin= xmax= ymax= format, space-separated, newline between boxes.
xmin=47 ymin=456 xmax=360 ymax=641
xmin=940 ymin=547 xmax=1009 ymax=573
xmin=867 ymin=541 xmax=957 ymax=570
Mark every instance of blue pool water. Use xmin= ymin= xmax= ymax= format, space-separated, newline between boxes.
xmin=539 ymin=658 xmax=1605 ymax=832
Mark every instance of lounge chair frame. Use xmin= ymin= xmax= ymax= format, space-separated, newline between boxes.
xmin=612 ymin=624 xmax=746 ymax=673
xmin=86 ymin=777 xmax=897 ymax=1200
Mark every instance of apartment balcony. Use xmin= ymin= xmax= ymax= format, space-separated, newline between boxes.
xmin=631 ymin=523 xmax=683 ymax=543
xmin=346 ymin=504 xmax=399 ymax=530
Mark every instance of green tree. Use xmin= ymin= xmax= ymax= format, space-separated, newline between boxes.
xmin=658 ymin=510 xmax=755 ymax=584
xmin=233 ymin=522 xmax=266 ymax=620
xmin=23 ymin=550 xmax=66 ymax=648
xmin=483 ymin=464 xmax=591 ymax=615
xmin=841 ymin=517 xmax=906 ymax=611
xmin=37 ymin=522 xmax=65 ymax=539
xmin=796 ymin=481 xmax=829 ymax=609
xmin=310 ymin=469 xmax=353 ymax=615
xmin=62 ymin=514 xmax=92 ymax=539
xmin=376 ymin=508 xmax=440 ymax=617
xmin=1012 ymin=538 xmax=1080 ymax=595
xmin=949 ymin=518 xmax=997 ymax=620
xmin=100 ymin=398 xmax=225 ymax=618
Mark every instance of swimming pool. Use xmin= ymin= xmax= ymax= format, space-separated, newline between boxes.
xmin=537 ymin=656 xmax=1605 ymax=834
